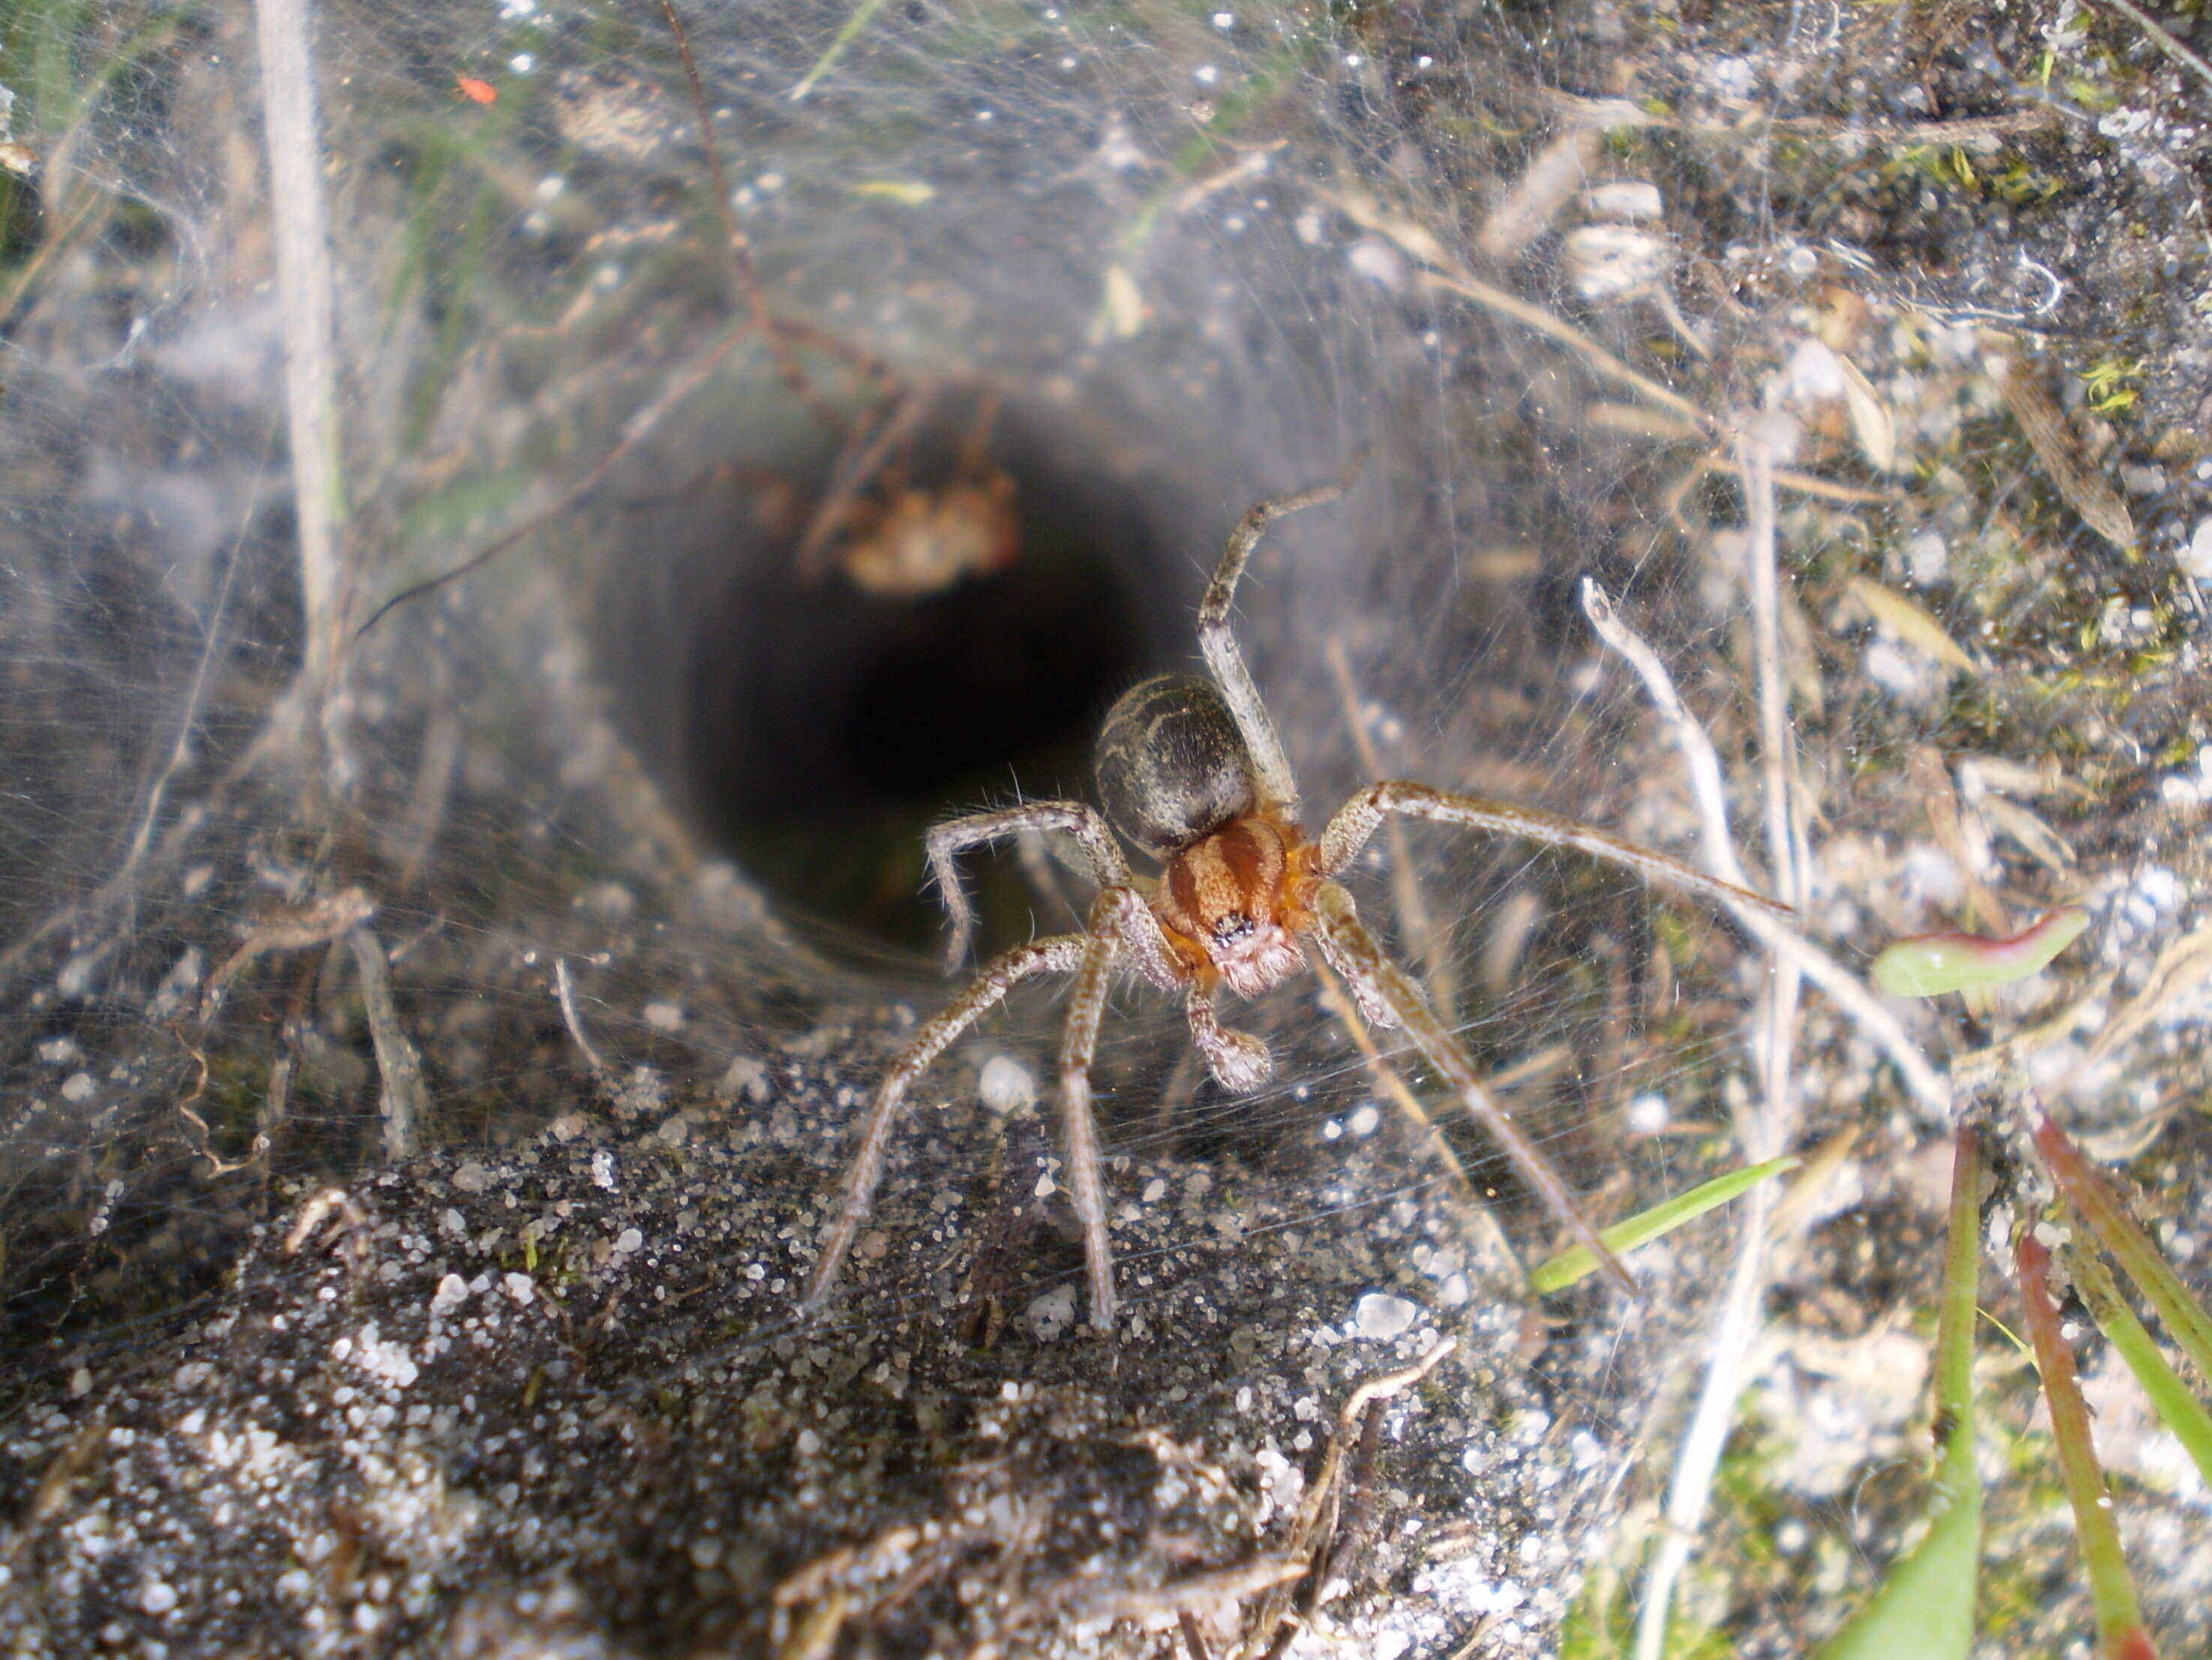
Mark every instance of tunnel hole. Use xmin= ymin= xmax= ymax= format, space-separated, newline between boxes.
xmin=612 ymin=392 xmax=1201 ymax=961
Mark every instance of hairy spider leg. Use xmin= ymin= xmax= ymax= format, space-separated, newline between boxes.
xmin=801 ymin=932 xmax=1089 ymax=1316
xmin=1318 ymin=783 xmax=1796 ymax=920
xmin=1195 ymin=480 xmax=1348 ymax=817
xmin=925 ymin=801 xmax=1138 ymax=970
xmin=1058 ymin=888 xmax=1159 ymax=1329
xmin=1305 ymin=880 xmax=1640 ymax=1296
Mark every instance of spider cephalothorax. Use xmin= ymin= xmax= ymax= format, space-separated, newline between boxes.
xmin=799 ymin=480 xmax=1793 ymax=1331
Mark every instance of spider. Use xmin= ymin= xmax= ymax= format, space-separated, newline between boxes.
xmin=798 ymin=479 xmax=1793 ymax=1330
xmin=789 ymin=382 xmax=1020 ymax=598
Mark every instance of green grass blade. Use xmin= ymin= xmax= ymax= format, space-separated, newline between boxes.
xmin=1811 ymin=1127 xmax=1983 ymax=1660
xmin=2067 ymin=1242 xmax=2212 ymax=1490
xmin=1525 ymin=1156 xmax=1799 ymax=1295
xmin=2035 ymin=1114 xmax=2212 ymax=1382
xmin=790 ymin=0 xmax=888 ymax=101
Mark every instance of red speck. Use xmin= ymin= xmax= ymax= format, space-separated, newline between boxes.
xmin=455 ymin=76 xmax=497 ymax=106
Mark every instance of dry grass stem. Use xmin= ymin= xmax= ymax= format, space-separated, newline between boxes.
xmin=347 ymin=925 xmax=428 ymax=1160
xmin=1579 ymin=580 xmax=1952 ymax=1116
xmin=555 ymin=956 xmax=613 ymax=1084
xmin=252 ymin=0 xmax=347 ymax=693
xmin=1630 ymin=434 xmax=1805 ymax=1660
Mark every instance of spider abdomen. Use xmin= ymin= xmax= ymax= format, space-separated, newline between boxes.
xmin=1095 ymin=674 xmax=1258 ymax=856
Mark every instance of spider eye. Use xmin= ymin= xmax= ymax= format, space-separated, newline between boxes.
xmin=1213 ymin=911 xmax=1252 ymax=943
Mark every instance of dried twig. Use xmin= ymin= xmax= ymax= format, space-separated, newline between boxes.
xmin=201 ymin=887 xmax=374 ymax=1022
xmin=347 ymin=925 xmax=428 ymax=1160
xmin=253 ymin=0 xmax=347 ymax=695
xmin=172 ymin=1030 xmax=270 ymax=1177
xmin=1236 ymin=1338 xmax=1458 ymax=1659
xmin=1313 ymin=179 xmax=1711 ymax=432
xmin=2090 ymin=0 xmax=2212 ymax=95
xmin=355 ymin=321 xmax=754 ymax=634
xmin=1630 ymin=434 xmax=1805 ymax=1660
xmin=660 ymin=0 xmax=853 ymax=439
xmin=1578 ymin=580 xmax=1952 ymax=1117
xmin=283 ymin=1186 xmax=371 ymax=1271
xmin=554 ymin=956 xmax=615 ymax=1088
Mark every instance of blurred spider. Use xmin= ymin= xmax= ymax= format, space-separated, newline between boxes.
xmin=790 ymin=381 xmax=1019 ymax=598
xmin=799 ymin=479 xmax=1793 ymax=1330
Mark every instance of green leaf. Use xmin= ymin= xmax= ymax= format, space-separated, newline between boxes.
xmin=2018 ymin=1226 xmax=2154 ymax=1660
xmin=1871 ymin=906 xmax=2088 ymax=997
xmin=2067 ymin=1243 xmax=2212 ymax=1492
xmin=2036 ymin=1114 xmax=2212 ymax=1384
xmin=1812 ymin=1129 xmax=1983 ymax=1660
xmin=1526 ymin=1156 xmax=1799 ymax=1295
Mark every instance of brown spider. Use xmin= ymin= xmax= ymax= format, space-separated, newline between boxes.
xmin=790 ymin=383 xmax=1019 ymax=598
xmin=799 ymin=480 xmax=1793 ymax=1330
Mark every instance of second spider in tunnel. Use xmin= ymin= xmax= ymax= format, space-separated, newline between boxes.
xmin=799 ymin=478 xmax=1794 ymax=1331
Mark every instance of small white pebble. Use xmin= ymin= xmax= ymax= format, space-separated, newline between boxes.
xmin=2182 ymin=517 xmax=2212 ymax=581
xmin=502 ymin=1272 xmax=536 ymax=1306
xmin=68 ymin=1367 xmax=92 ymax=1398
xmin=795 ymin=1427 xmax=820 ymax=1454
xmin=720 ymin=1055 xmax=771 ymax=1103
xmin=1625 ymin=1092 xmax=1670 ymax=1134
xmin=1781 ymin=335 xmax=1844 ymax=402
xmin=978 ymin=1054 xmax=1035 ymax=1115
xmin=1906 ymin=531 xmax=1948 ymax=586
xmin=642 ymin=1000 xmax=684 ymax=1033
xmin=1026 ymin=1285 xmax=1077 ymax=1341
xmin=1585 ymin=179 xmax=1663 ymax=221
xmin=613 ymin=1228 xmax=643 ymax=1255
xmin=1347 ymin=1102 xmax=1381 ymax=1137
xmin=430 ymin=1274 xmax=470 ymax=1316
xmin=592 ymin=1150 xmax=618 ymax=1190
xmin=59 ymin=1072 xmax=95 ymax=1103
xmin=1346 ymin=238 xmax=1405 ymax=290
xmin=140 ymin=1581 xmax=178 ymax=1615
xmin=1354 ymin=1292 xmax=1420 ymax=1340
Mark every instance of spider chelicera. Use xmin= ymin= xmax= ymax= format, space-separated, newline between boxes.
xmin=798 ymin=479 xmax=1793 ymax=1330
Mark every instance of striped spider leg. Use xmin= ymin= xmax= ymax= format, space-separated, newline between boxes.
xmin=801 ymin=802 xmax=1190 ymax=1328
